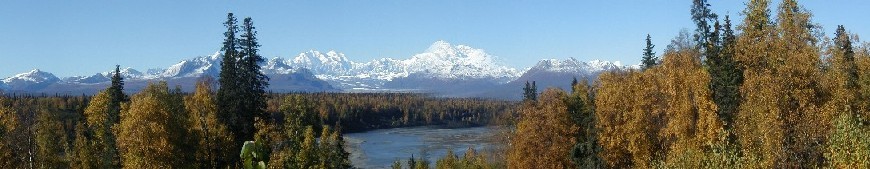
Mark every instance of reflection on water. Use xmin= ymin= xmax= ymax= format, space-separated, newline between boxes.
xmin=343 ymin=126 xmax=497 ymax=169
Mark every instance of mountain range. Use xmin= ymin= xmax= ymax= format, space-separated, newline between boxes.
xmin=1 ymin=41 xmax=637 ymax=100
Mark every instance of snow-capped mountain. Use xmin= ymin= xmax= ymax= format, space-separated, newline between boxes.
xmin=1 ymin=51 xmax=335 ymax=94
xmin=475 ymin=57 xmax=636 ymax=100
xmin=161 ymin=51 xmax=223 ymax=78
xmin=65 ymin=67 xmax=163 ymax=84
xmin=524 ymin=58 xmax=632 ymax=76
xmin=275 ymin=41 xmax=522 ymax=90
xmin=0 ymin=41 xmax=635 ymax=98
xmin=2 ymin=69 xmax=61 ymax=91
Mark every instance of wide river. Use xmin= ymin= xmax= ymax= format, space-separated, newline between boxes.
xmin=343 ymin=126 xmax=499 ymax=169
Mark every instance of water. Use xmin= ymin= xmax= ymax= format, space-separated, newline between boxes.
xmin=343 ymin=126 xmax=498 ymax=169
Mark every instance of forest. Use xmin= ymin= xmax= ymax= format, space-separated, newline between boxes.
xmin=499 ymin=0 xmax=870 ymax=168
xmin=4 ymin=0 xmax=870 ymax=168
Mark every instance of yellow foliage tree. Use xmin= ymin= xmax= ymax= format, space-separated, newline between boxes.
xmin=596 ymin=32 xmax=725 ymax=168
xmin=117 ymin=82 xmax=193 ymax=168
xmin=83 ymin=90 xmax=120 ymax=168
xmin=0 ymin=97 xmax=20 ymax=168
xmin=734 ymin=0 xmax=827 ymax=167
xmin=508 ymin=88 xmax=578 ymax=168
xmin=658 ymin=42 xmax=723 ymax=157
xmin=185 ymin=79 xmax=234 ymax=168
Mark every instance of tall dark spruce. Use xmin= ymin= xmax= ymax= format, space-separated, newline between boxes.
xmin=106 ymin=64 xmax=126 ymax=167
xmin=216 ymin=12 xmax=243 ymax=167
xmin=239 ymin=17 xmax=269 ymax=123
xmin=705 ymin=14 xmax=744 ymax=132
xmin=238 ymin=17 xmax=271 ymax=163
xmin=691 ymin=0 xmax=717 ymax=52
xmin=216 ymin=13 xmax=270 ymax=167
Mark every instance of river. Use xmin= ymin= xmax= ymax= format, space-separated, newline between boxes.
xmin=343 ymin=126 xmax=500 ymax=168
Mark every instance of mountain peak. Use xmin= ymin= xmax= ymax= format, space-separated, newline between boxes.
xmin=529 ymin=57 xmax=629 ymax=74
xmin=2 ymin=69 xmax=60 ymax=86
xmin=425 ymin=40 xmax=455 ymax=54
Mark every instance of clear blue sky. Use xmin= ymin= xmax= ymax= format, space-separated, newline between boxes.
xmin=1 ymin=0 xmax=869 ymax=78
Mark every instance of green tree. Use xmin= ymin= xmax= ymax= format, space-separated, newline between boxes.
xmin=706 ymin=15 xmax=743 ymax=133
xmin=216 ymin=12 xmax=245 ymax=167
xmin=522 ymin=81 xmax=538 ymax=101
xmin=239 ymin=17 xmax=269 ymax=124
xmin=567 ymin=79 xmax=602 ymax=168
xmin=825 ymin=114 xmax=870 ymax=168
xmin=691 ymin=0 xmax=717 ymax=51
xmin=642 ymin=34 xmax=658 ymax=70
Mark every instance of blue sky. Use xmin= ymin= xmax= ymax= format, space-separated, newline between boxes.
xmin=1 ymin=0 xmax=869 ymax=78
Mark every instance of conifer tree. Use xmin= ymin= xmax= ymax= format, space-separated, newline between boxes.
xmin=239 ymin=18 xmax=270 ymax=158
xmin=522 ymin=81 xmax=538 ymax=101
xmin=567 ymin=79 xmax=602 ymax=168
xmin=216 ymin=13 xmax=245 ymax=166
xmin=642 ymin=34 xmax=658 ymax=70
xmin=239 ymin=18 xmax=269 ymax=116
xmin=109 ymin=65 xmax=128 ymax=103
xmin=707 ymin=15 xmax=743 ymax=132
xmin=691 ymin=0 xmax=717 ymax=51
xmin=833 ymin=25 xmax=859 ymax=90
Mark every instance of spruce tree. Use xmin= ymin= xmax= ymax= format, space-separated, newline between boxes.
xmin=216 ymin=12 xmax=242 ymax=167
xmin=523 ymin=81 xmax=532 ymax=101
xmin=707 ymin=15 xmax=743 ymax=132
xmin=691 ymin=0 xmax=717 ymax=51
xmin=834 ymin=25 xmax=858 ymax=89
xmin=641 ymin=34 xmax=658 ymax=70
xmin=239 ymin=17 xmax=269 ymax=140
xmin=109 ymin=65 xmax=127 ymax=103
xmin=567 ymin=79 xmax=601 ymax=168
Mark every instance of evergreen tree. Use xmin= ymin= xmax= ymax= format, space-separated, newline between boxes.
xmin=522 ymin=81 xmax=538 ymax=101
xmin=642 ymin=34 xmax=658 ymax=70
xmin=217 ymin=15 xmax=270 ymax=168
xmin=239 ymin=17 xmax=269 ymax=105
xmin=567 ymin=79 xmax=602 ymax=168
xmin=691 ymin=0 xmax=717 ymax=51
xmin=833 ymin=25 xmax=859 ymax=90
xmin=216 ymin=12 xmax=244 ymax=167
xmin=571 ymin=77 xmax=579 ymax=93
xmin=238 ymin=17 xmax=270 ymax=156
xmin=707 ymin=15 xmax=743 ymax=132
xmin=109 ymin=65 xmax=128 ymax=103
